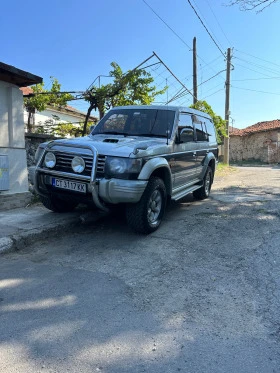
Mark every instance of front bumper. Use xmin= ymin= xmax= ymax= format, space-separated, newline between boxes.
xmin=34 ymin=142 xmax=147 ymax=209
xmin=99 ymin=178 xmax=148 ymax=204
xmin=34 ymin=168 xmax=147 ymax=207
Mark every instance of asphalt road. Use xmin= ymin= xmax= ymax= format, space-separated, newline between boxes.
xmin=1 ymin=166 xmax=280 ymax=373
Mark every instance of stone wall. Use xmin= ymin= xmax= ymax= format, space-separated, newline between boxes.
xmin=230 ymin=130 xmax=280 ymax=164
xmin=25 ymin=133 xmax=58 ymax=167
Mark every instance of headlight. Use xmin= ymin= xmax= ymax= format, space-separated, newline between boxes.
xmin=44 ymin=152 xmax=56 ymax=168
xmin=109 ymin=158 xmax=127 ymax=174
xmin=72 ymin=156 xmax=85 ymax=173
xmin=105 ymin=157 xmax=142 ymax=179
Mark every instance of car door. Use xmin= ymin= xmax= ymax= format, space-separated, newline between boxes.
xmin=172 ymin=112 xmax=197 ymax=189
xmin=193 ymin=115 xmax=209 ymax=179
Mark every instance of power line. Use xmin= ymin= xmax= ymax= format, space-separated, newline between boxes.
xmin=234 ymin=56 xmax=280 ymax=75
xmin=232 ymin=76 xmax=280 ymax=82
xmin=167 ymin=71 xmax=226 ymax=103
xmin=235 ymin=49 xmax=280 ymax=69
xmin=198 ymin=69 xmax=226 ymax=87
xmin=141 ymin=0 xmax=225 ymax=79
xmin=232 ymin=85 xmax=280 ymax=96
xmin=142 ymin=0 xmax=192 ymax=50
xmin=234 ymin=62 xmax=275 ymax=78
xmin=186 ymin=0 xmax=225 ymax=57
xmin=192 ymin=0 xmax=225 ymax=51
xmin=204 ymin=0 xmax=232 ymax=46
xmin=201 ymin=88 xmax=224 ymax=100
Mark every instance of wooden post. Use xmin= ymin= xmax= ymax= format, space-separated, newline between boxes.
xmin=193 ymin=37 xmax=197 ymax=105
xmin=224 ymin=48 xmax=231 ymax=165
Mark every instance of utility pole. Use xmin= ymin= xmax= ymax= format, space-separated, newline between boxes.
xmin=193 ymin=37 xmax=198 ymax=104
xmin=224 ymin=48 xmax=231 ymax=165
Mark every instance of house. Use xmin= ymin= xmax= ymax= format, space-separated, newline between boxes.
xmin=20 ymin=87 xmax=97 ymax=133
xmin=230 ymin=120 xmax=280 ymax=164
xmin=0 ymin=62 xmax=42 ymax=210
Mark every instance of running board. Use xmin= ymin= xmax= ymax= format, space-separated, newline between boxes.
xmin=171 ymin=184 xmax=202 ymax=201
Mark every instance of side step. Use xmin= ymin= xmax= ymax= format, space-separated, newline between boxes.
xmin=171 ymin=184 xmax=202 ymax=201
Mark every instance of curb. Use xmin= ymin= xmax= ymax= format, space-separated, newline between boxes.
xmin=0 ymin=209 xmax=109 ymax=255
xmin=0 ymin=218 xmax=80 ymax=255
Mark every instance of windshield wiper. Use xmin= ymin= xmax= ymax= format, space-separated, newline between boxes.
xmin=135 ymin=133 xmax=166 ymax=138
xmin=100 ymin=131 xmax=130 ymax=136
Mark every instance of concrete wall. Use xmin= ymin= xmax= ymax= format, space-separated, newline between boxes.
xmin=230 ymin=130 xmax=280 ymax=163
xmin=0 ymin=81 xmax=29 ymax=194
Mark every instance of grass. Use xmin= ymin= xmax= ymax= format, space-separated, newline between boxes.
xmin=216 ymin=163 xmax=237 ymax=176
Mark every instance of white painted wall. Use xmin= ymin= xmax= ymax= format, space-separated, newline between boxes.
xmin=0 ymin=81 xmax=29 ymax=194
xmin=23 ymin=107 xmax=87 ymax=127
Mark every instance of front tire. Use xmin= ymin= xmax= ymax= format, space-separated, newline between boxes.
xmin=40 ymin=195 xmax=78 ymax=212
xmin=126 ymin=177 xmax=166 ymax=234
xmin=193 ymin=166 xmax=213 ymax=200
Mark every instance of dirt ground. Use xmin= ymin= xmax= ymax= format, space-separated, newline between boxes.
xmin=1 ymin=166 xmax=280 ymax=373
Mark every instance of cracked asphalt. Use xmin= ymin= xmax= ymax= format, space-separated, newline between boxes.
xmin=1 ymin=166 xmax=280 ymax=372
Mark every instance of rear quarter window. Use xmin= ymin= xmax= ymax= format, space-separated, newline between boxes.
xmin=205 ymin=119 xmax=217 ymax=145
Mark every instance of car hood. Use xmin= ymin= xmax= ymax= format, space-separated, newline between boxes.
xmin=48 ymin=134 xmax=169 ymax=158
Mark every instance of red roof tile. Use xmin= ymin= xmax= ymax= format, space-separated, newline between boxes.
xmin=231 ymin=120 xmax=280 ymax=136
xmin=20 ymin=86 xmax=33 ymax=95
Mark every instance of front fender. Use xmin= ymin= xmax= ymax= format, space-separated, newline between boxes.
xmin=138 ymin=157 xmax=171 ymax=180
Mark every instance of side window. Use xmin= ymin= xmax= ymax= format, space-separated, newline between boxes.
xmin=178 ymin=113 xmax=194 ymax=143
xmin=193 ymin=115 xmax=208 ymax=141
xmin=205 ymin=118 xmax=216 ymax=143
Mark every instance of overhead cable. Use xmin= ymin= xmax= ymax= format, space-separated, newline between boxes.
xmin=236 ymin=49 xmax=280 ymax=69
xmin=232 ymin=86 xmax=280 ymax=96
xmin=186 ymin=0 xmax=225 ymax=57
xmin=141 ymin=0 xmax=225 ymax=79
xmin=142 ymin=0 xmax=192 ymax=50
xmin=204 ymin=0 xmax=232 ymax=46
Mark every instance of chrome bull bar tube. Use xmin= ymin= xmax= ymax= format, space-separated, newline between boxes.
xmin=34 ymin=140 xmax=109 ymax=212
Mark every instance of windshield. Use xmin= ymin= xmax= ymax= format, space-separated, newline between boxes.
xmin=91 ymin=108 xmax=175 ymax=139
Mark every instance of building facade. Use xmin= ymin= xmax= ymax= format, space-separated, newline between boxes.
xmin=0 ymin=62 xmax=42 ymax=210
xmin=230 ymin=120 xmax=280 ymax=164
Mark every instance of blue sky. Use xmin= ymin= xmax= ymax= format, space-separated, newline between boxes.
xmin=1 ymin=0 xmax=280 ymax=129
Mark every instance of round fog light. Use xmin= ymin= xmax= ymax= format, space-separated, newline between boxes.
xmin=72 ymin=156 xmax=85 ymax=173
xmin=44 ymin=152 xmax=56 ymax=168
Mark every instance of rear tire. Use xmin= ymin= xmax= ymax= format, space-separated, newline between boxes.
xmin=193 ymin=166 xmax=213 ymax=200
xmin=126 ymin=177 xmax=166 ymax=234
xmin=39 ymin=195 xmax=78 ymax=212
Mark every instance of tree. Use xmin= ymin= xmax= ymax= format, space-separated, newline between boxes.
xmin=36 ymin=115 xmax=94 ymax=138
xmin=228 ymin=0 xmax=278 ymax=12
xmin=190 ymin=100 xmax=227 ymax=144
xmin=82 ymin=62 xmax=166 ymax=136
xmin=24 ymin=78 xmax=73 ymax=132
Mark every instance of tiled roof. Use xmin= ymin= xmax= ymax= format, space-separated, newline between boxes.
xmin=20 ymin=86 xmax=33 ymax=95
xmin=231 ymin=120 xmax=280 ymax=136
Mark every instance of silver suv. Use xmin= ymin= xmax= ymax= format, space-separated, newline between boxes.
xmin=34 ymin=105 xmax=218 ymax=233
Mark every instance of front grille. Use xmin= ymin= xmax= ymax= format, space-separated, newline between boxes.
xmin=44 ymin=152 xmax=106 ymax=177
xmin=96 ymin=155 xmax=106 ymax=175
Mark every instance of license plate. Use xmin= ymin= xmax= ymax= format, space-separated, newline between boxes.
xmin=52 ymin=178 xmax=86 ymax=193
